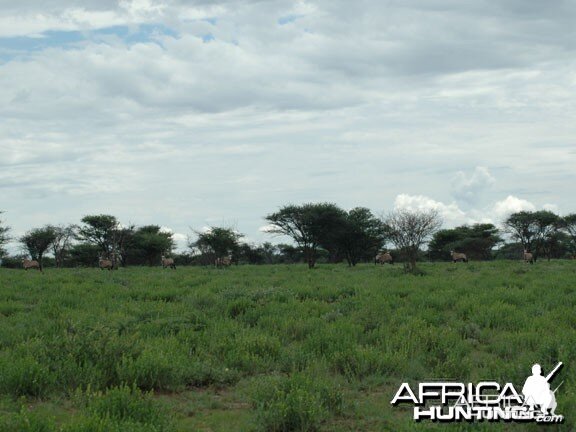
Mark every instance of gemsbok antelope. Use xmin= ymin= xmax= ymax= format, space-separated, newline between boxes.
xmin=374 ymin=252 xmax=394 ymax=265
xmin=22 ymin=259 xmax=41 ymax=271
xmin=215 ymin=256 xmax=232 ymax=267
xmin=524 ymin=250 xmax=534 ymax=264
xmin=450 ymin=251 xmax=468 ymax=263
xmin=98 ymin=256 xmax=113 ymax=270
xmin=161 ymin=255 xmax=176 ymax=269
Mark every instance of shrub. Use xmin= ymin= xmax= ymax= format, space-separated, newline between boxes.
xmin=0 ymin=405 xmax=56 ymax=432
xmin=115 ymin=344 xmax=186 ymax=391
xmin=0 ymin=355 xmax=55 ymax=397
xmin=250 ymin=374 xmax=343 ymax=432
xmin=69 ymin=385 xmax=173 ymax=431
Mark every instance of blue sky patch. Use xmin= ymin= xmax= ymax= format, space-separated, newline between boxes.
xmin=0 ymin=30 xmax=85 ymax=52
xmin=278 ymin=14 xmax=303 ymax=25
xmin=0 ymin=24 xmax=179 ymax=57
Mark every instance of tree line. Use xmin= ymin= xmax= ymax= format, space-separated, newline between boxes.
xmin=0 ymin=205 xmax=575 ymax=270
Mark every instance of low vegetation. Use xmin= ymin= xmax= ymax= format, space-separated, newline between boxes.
xmin=0 ymin=262 xmax=574 ymax=431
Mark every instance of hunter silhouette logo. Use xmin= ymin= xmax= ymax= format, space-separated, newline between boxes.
xmin=522 ymin=362 xmax=562 ymax=416
xmin=390 ymin=362 xmax=564 ymax=423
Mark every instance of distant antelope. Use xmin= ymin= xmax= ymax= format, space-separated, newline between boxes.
xmin=22 ymin=259 xmax=41 ymax=271
xmin=161 ymin=255 xmax=176 ymax=269
xmin=524 ymin=250 xmax=534 ymax=264
xmin=450 ymin=251 xmax=468 ymax=263
xmin=215 ymin=256 xmax=232 ymax=267
xmin=98 ymin=256 xmax=113 ymax=270
xmin=374 ymin=252 xmax=393 ymax=265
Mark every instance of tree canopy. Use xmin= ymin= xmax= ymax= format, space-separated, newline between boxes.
xmin=338 ymin=207 xmax=387 ymax=266
xmin=266 ymin=203 xmax=347 ymax=268
xmin=0 ymin=211 xmax=9 ymax=257
xmin=128 ymin=225 xmax=175 ymax=266
xmin=562 ymin=214 xmax=576 ymax=256
xmin=191 ymin=227 xmax=243 ymax=265
xmin=385 ymin=209 xmax=442 ymax=272
xmin=428 ymin=223 xmax=502 ymax=261
xmin=20 ymin=225 xmax=58 ymax=270
xmin=503 ymin=210 xmax=561 ymax=260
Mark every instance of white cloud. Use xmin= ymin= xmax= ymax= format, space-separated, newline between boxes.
xmin=492 ymin=195 xmax=536 ymax=220
xmin=393 ymin=194 xmax=467 ymax=225
xmin=392 ymin=194 xmax=560 ymax=229
xmin=0 ymin=0 xmax=575 ymax=249
xmin=452 ymin=166 xmax=496 ymax=204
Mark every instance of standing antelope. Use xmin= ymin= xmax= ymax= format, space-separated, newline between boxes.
xmin=374 ymin=252 xmax=393 ymax=265
xmin=98 ymin=256 xmax=113 ymax=270
xmin=161 ymin=255 xmax=176 ymax=269
xmin=215 ymin=256 xmax=232 ymax=267
xmin=22 ymin=259 xmax=41 ymax=271
xmin=450 ymin=251 xmax=468 ymax=263
xmin=524 ymin=250 xmax=534 ymax=264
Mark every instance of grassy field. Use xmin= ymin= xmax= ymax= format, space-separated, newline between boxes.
xmin=0 ymin=262 xmax=574 ymax=431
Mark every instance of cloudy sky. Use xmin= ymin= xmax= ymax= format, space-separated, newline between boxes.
xmin=1 ymin=0 xmax=575 ymax=251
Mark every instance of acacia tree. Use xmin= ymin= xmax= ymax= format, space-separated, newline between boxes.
xmin=385 ymin=209 xmax=443 ymax=272
xmin=0 ymin=211 xmax=9 ymax=257
xmin=77 ymin=215 xmax=119 ymax=255
xmin=51 ymin=224 xmax=77 ymax=268
xmin=130 ymin=225 xmax=174 ymax=266
xmin=20 ymin=226 xmax=58 ymax=270
xmin=339 ymin=207 xmax=387 ymax=266
xmin=265 ymin=203 xmax=346 ymax=268
xmin=503 ymin=211 xmax=536 ymax=253
xmin=562 ymin=214 xmax=576 ymax=256
xmin=428 ymin=223 xmax=502 ymax=261
xmin=533 ymin=211 xmax=561 ymax=261
xmin=190 ymin=227 xmax=243 ymax=265
xmin=115 ymin=225 xmax=136 ymax=267
xmin=77 ymin=215 xmax=133 ymax=267
xmin=503 ymin=211 xmax=560 ymax=260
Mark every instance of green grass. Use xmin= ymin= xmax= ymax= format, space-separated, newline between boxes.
xmin=0 ymin=261 xmax=574 ymax=431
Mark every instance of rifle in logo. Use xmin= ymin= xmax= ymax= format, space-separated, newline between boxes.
xmin=522 ymin=362 xmax=562 ymax=415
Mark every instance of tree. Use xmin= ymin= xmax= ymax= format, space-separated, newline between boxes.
xmin=69 ymin=243 xmax=100 ymax=267
xmin=493 ymin=242 xmax=524 ymax=260
xmin=0 ymin=211 xmax=10 ymax=257
xmin=129 ymin=225 xmax=175 ymax=266
xmin=503 ymin=211 xmax=537 ymax=253
xmin=385 ymin=209 xmax=443 ymax=272
xmin=533 ymin=211 xmax=561 ymax=261
xmin=190 ymin=227 xmax=243 ymax=265
xmin=338 ymin=207 xmax=387 ymax=266
xmin=260 ymin=242 xmax=279 ymax=264
xmin=20 ymin=226 xmax=58 ymax=270
xmin=50 ymin=224 xmax=77 ymax=268
xmin=77 ymin=214 xmax=119 ymax=255
xmin=238 ymin=243 xmax=266 ymax=265
xmin=265 ymin=203 xmax=346 ymax=268
xmin=428 ymin=224 xmax=502 ymax=261
xmin=276 ymin=243 xmax=302 ymax=263
xmin=503 ymin=211 xmax=560 ymax=261
xmin=77 ymin=215 xmax=133 ymax=266
xmin=561 ymin=214 xmax=576 ymax=256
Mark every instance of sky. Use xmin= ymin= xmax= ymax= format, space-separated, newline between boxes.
xmin=1 ymin=0 xmax=575 ymax=252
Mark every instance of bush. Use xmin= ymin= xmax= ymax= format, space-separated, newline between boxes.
xmin=69 ymin=385 xmax=173 ymax=431
xmin=116 ymin=348 xmax=185 ymax=391
xmin=0 ymin=355 xmax=56 ymax=397
xmin=0 ymin=405 xmax=56 ymax=432
xmin=250 ymin=374 xmax=343 ymax=432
